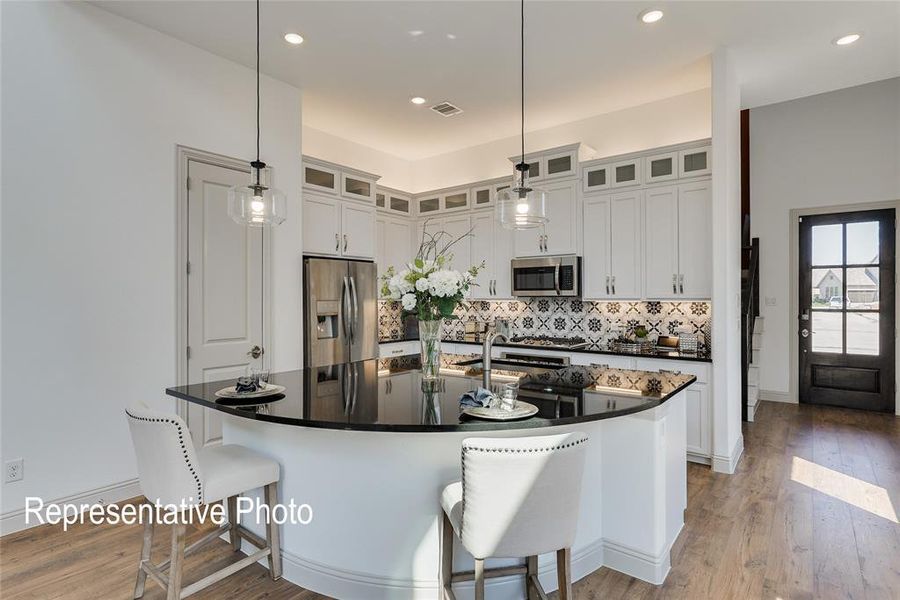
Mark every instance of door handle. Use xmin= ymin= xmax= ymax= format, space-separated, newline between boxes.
xmin=611 ymin=275 xmax=616 ymax=295
xmin=343 ymin=234 xmax=348 ymax=253
xmin=342 ymin=276 xmax=351 ymax=338
xmin=247 ymin=345 xmax=264 ymax=359
xmin=801 ymin=328 xmax=809 ymax=338
xmin=335 ymin=233 xmax=340 ymax=252
xmin=350 ymin=363 xmax=359 ymax=414
xmin=605 ymin=275 xmax=610 ymax=295
xmin=678 ymin=274 xmax=684 ymax=294
xmin=349 ymin=276 xmax=359 ymax=342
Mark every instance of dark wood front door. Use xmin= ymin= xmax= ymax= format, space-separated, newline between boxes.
xmin=799 ymin=209 xmax=895 ymax=412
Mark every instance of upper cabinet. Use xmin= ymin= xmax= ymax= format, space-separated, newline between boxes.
xmin=414 ymin=188 xmax=470 ymax=216
xmin=303 ymin=192 xmax=376 ymax=259
xmin=514 ymin=179 xmax=578 ymax=257
xmin=644 ymin=151 xmax=678 ymax=184
xmin=303 ymin=156 xmax=379 ymax=204
xmin=471 ymin=184 xmax=494 ymax=209
xmin=376 ymin=187 xmax=412 ymax=216
xmin=583 ymin=190 xmax=642 ymax=299
xmin=611 ymin=158 xmax=642 ymax=188
xmin=582 ymin=163 xmax=610 ymax=193
xmin=508 ymin=143 xmax=596 ymax=184
xmin=679 ymin=145 xmax=711 ymax=178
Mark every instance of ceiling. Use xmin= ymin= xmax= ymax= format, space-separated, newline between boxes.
xmin=94 ymin=1 xmax=900 ymax=160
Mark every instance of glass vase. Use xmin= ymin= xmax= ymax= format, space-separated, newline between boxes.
xmin=419 ymin=319 xmax=442 ymax=380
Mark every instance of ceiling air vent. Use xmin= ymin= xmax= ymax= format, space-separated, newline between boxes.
xmin=430 ymin=101 xmax=463 ymax=117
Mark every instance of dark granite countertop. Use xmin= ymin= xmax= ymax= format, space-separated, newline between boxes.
xmin=166 ymin=353 xmax=696 ymax=433
xmin=378 ymin=336 xmax=712 ymax=363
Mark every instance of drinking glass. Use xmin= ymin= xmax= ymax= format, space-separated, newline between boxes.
xmin=499 ymin=382 xmax=519 ymax=411
xmin=250 ymin=367 xmax=270 ymax=389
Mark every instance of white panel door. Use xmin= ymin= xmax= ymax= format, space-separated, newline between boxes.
xmin=303 ymin=193 xmax=341 ymax=256
xmin=384 ymin=218 xmax=413 ymax=274
xmin=469 ymin=212 xmax=494 ymax=299
xmin=187 ymin=161 xmax=263 ymax=449
xmin=644 ymin=185 xmax=679 ymax=299
xmin=440 ymin=215 xmax=472 ymax=271
xmin=582 ymin=196 xmax=611 ymax=299
xmin=542 ymin=179 xmax=578 ymax=255
xmin=609 ymin=190 xmax=642 ymax=299
xmin=492 ymin=219 xmax=515 ymax=299
xmin=341 ymin=203 xmax=376 ymax=259
xmin=676 ymin=180 xmax=712 ymax=298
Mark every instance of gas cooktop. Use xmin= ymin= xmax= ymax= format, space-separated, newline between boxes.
xmin=507 ymin=335 xmax=589 ymax=350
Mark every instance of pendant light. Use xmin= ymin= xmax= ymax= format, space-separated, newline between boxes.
xmin=497 ymin=0 xmax=547 ymax=230
xmin=228 ymin=0 xmax=287 ymax=227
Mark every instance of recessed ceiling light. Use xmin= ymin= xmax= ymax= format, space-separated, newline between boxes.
xmin=283 ymin=33 xmax=304 ymax=45
xmin=639 ymin=9 xmax=664 ymax=24
xmin=410 ymin=97 xmax=427 ymax=105
xmin=833 ymin=33 xmax=861 ymax=46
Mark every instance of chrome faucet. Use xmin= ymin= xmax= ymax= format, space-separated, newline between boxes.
xmin=482 ymin=330 xmax=509 ymax=389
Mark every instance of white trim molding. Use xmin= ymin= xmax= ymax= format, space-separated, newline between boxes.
xmin=759 ymin=390 xmax=794 ymax=404
xmin=0 ymin=478 xmax=141 ymax=537
xmin=712 ymin=433 xmax=744 ymax=475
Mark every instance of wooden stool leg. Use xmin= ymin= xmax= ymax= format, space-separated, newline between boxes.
xmin=133 ymin=513 xmax=154 ymax=599
xmin=227 ymin=495 xmax=240 ymax=551
xmin=556 ymin=548 xmax=572 ymax=600
xmin=474 ymin=559 xmax=485 ymax=600
xmin=264 ymin=482 xmax=282 ymax=580
xmin=440 ymin=512 xmax=455 ymax=600
xmin=526 ymin=555 xmax=539 ymax=600
xmin=166 ymin=522 xmax=186 ymax=600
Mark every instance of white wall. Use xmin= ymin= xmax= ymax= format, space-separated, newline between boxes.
xmin=303 ymin=126 xmax=412 ymax=191
xmin=411 ymin=88 xmax=711 ymax=192
xmin=0 ymin=2 xmax=302 ymax=520
xmin=751 ymin=77 xmax=900 ymax=398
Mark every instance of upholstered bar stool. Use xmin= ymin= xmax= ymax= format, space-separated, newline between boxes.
xmin=440 ymin=431 xmax=588 ymax=600
xmin=126 ymin=402 xmax=281 ymax=599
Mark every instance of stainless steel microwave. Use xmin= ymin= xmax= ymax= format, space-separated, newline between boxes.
xmin=511 ymin=256 xmax=581 ymax=297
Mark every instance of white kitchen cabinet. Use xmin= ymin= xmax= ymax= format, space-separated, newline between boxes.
xmin=303 ymin=193 xmax=342 ymax=256
xmin=582 ymin=163 xmax=610 ymax=193
xmin=377 ymin=372 xmax=416 ymax=424
xmin=514 ymin=179 xmax=578 ymax=257
xmin=376 ymin=216 xmax=413 ymax=280
xmin=583 ymin=190 xmax=642 ymax=299
xmin=471 ymin=185 xmax=494 ymax=209
xmin=676 ymin=180 xmax=712 ymax=298
xmin=644 ymin=152 xmax=678 ymax=184
xmin=678 ymin=145 xmax=711 ymax=178
xmin=376 ymin=187 xmax=412 ymax=216
xmin=342 ymin=172 xmax=376 ymax=203
xmin=644 ymin=185 xmax=681 ymax=299
xmin=442 ymin=189 xmax=470 ymax=213
xmin=303 ymin=162 xmax=340 ymax=195
xmin=542 ymin=148 xmax=578 ymax=180
xmin=469 ymin=211 xmax=515 ymax=299
xmin=417 ymin=215 xmax=472 ymax=271
xmin=341 ymin=203 xmax=376 ymax=259
xmin=611 ymin=158 xmax=642 ymax=188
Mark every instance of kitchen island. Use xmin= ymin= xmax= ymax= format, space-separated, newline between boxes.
xmin=167 ymin=354 xmax=695 ymax=600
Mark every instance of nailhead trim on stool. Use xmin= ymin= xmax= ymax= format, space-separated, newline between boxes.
xmin=125 ymin=409 xmax=203 ymax=504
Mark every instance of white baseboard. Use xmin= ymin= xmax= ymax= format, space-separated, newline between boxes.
xmin=759 ymin=389 xmax=794 ymax=404
xmin=0 ymin=478 xmax=142 ymax=537
xmin=712 ymin=434 xmax=744 ymax=474
xmin=601 ymin=537 xmax=673 ymax=585
xmin=237 ymin=536 xmax=606 ymax=599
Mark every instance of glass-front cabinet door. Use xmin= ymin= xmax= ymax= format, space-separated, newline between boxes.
xmin=342 ymin=173 xmax=375 ymax=202
xmin=543 ymin=150 xmax=577 ymax=179
xmin=388 ymin=194 xmax=410 ymax=215
xmin=679 ymin=146 xmax=711 ymax=178
xmin=611 ymin=158 xmax=642 ymax=188
xmin=417 ymin=196 xmax=440 ymax=215
xmin=582 ymin=164 xmax=610 ymax=193
xmin=442 ymin=190 xmax=469 ymax=212
xmin=471 ymin=185 xmax=494 ymax=208
xmin=645 ymin=152 xmax=678 ymax=183
xmin=303 ymin=163 xmax=340 ymax=194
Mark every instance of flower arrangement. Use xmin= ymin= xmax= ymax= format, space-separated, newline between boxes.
xmin=380 ymin=223 xmax=484 ymax=322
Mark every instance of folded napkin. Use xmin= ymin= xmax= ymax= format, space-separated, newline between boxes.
xmin=459 ymin=388 xmax=496 ymax=409
xmin=234 ymin=376 xmax=259 ymax=394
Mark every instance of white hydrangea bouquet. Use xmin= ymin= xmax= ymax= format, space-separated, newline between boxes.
xmin=381 ymin=224 xmax=484 ymax=378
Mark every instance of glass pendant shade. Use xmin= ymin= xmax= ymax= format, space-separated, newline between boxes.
xmin=496 ymin=167 xmax=547 ymax=230
xmin=228 ymin=166 xmax=287 ymax=227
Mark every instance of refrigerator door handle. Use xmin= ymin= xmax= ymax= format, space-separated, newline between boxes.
xmin=349 ymin=276 xmax=359 ymax=342
xmin=351 ymin=363 xmax=359 ymax=414
xmin=342 ymin=276 xmax=351 ymax=339
xmin=340 ymin=365 xmax=349 ymax=414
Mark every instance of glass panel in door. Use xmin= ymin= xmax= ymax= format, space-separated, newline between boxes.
xmin=306 ymin=167 xmax=335 ymax=190
xmin=547 ymin=155 xmax=571 ymax=175
xmin=345 ymin=177 xmax=371 ymax=198
xmin=389 ymin=196 xmax=409 ymax=213
xmin=444 ymin=193 xmax=468 ymax=210
xmin=587 ymin=168 xmax=606 ymax=187
xmin=418 ymin=198 xmax=439 ymax=213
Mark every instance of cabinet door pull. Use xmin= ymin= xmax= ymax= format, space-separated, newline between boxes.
xmin=672 ymin=274 xmax=677 ymax=294
xmin=335 ymin=233 xmax=340 ymax=251
xmin=611 ymin=275 xmax=616 ymax=295
xmin=343 ymin=234 xmax=348 ymax=252
xmin=679 ymin=274 xmax=684 ymax=294
xmin=605 ymin=275 xmax=610 ymax=295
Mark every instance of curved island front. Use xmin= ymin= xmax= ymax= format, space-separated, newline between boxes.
xmin=166 ymin=354 xmax=696 ymax=600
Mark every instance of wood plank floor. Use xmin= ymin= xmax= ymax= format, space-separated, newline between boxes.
xmin=1 ymin=401 xmax=897 ymax=599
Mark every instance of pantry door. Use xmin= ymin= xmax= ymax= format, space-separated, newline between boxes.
xmin=185 ymin=159 xmax=266 ymax=448
xmin=798 ymin=209 xmax=895 ymax=412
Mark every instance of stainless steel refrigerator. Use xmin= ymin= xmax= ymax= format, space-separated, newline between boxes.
xmin=303 ymin=257 xmax=378 ymax=367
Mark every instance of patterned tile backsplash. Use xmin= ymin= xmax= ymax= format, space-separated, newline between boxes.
xmin=379 ymin=299 xmax=712 ymax=352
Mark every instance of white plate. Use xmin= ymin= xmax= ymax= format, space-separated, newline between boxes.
xmin=215 ymin=384 xmax=286 ymax=399
xmin=462 ymin=401 xmax=538 ymax=421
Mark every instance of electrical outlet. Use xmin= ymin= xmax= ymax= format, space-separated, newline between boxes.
xmin=765 ymin=297 xmax=777 ymax=307
xmin=5 ymin=458 xmax=24 ymax=483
